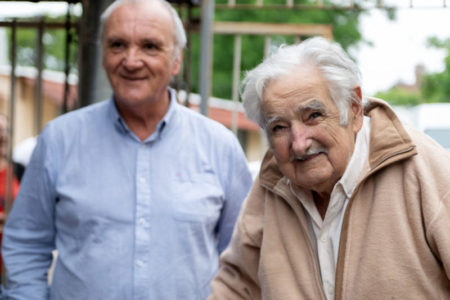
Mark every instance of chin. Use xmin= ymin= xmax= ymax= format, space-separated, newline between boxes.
xmin=117 ymin=94 xmax=145 ymax=103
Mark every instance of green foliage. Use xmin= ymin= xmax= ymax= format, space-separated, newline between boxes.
xmin=5 ymin=3 xmax=368 ymax=101
xmin=5 ymin=15 xmax=79 ymax=73
xmin=188 ymin=1 xmax=368 ymax=99
xmin=374 ymin=87 xmax=421 ymax=106
xmin=421 ymin=37 xmax=450 ymax=103
xmin=373 ymin=36 xmax=450 ymax=106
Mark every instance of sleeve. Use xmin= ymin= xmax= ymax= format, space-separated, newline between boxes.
xmin=1 ymin=127 xmax=58 ymax=299
xmin=209 ymin=178 xmax=264 ymax=300
xmin=425 ymin=180 xmax=450 ymax=280
xmin=412 ymin=133 xmax=450 ymax=281
xmin=215 ymin=136 xmax=253 ymax=253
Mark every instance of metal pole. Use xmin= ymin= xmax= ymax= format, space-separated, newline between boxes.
xmin=183 ymin=4 xmax=193 ymax=106
xmin=63 ymin=4 xmax=73 ymax=114
xmin=35 ymin=18 xmax=44 ymax=134
xmin=231 ymin=35 xmax=241 ymax=135
xmin=78 ymin=0 xmax=113 ymax=107
xmin=199 ymin=0 xmax=215 ymax=116
xmin=264 ymin=36 xmax=272 ymax=58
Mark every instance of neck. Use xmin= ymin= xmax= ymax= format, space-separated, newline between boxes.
xmin=115 ymin=92 xmax=171 ymax=141
xmin=312 ymin=191 xmax=330 ymax=220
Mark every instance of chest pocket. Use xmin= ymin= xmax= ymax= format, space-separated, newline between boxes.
xmin=171 ymin=173 xmax=224 ymax=223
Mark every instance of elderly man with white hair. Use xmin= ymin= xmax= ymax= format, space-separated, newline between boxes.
xmin=208 ymin=37 xmax=450 ymax=299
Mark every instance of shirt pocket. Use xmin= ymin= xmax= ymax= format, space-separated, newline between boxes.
xmin=171 ymin=173 xmax=224 ymax=223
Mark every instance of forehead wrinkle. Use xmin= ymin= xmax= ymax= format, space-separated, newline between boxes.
xmin=263 ymin=99 xmax=326 ymax=129
xmin=264 ymin=116 xmax=283 ymax=129
xmin=294 ymin=99 xmax=326 ymax=115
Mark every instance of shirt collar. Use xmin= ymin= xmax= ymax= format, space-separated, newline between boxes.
xmin=336 ymin=116 xmax=371 ymax=198
xmin=108 ymin=88 xmax=179 ymax=140
xmin=159 ymin=88 xmax=178 ymax=133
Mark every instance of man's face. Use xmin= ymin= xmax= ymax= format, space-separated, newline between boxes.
xmin=102 ymin=1 xmax=181 ymax=106
xmin=262 ymin=65 xmax=363 ymax=195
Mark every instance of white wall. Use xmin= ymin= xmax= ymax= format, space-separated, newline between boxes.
xmin=0 ymin=28 xmax=8 ymax=65
xmin=394 ymin=103 xmax=450 ymax=151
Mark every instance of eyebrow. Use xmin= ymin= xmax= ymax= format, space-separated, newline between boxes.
xmin=105 ymin=36 xmax=125 ymax=44
xmin=264 ymin=116 xmax=283 ymax=130
xmin=294 ymin=99 xmax=326 ymax=115
xmin=263 ymin=99 xmax=326 ymax=129
xmin=141 ymin=38 xmax=163 ymax=46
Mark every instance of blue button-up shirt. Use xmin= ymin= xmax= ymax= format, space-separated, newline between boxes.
xmin=2 ymin=90 xmax=253 ymax=300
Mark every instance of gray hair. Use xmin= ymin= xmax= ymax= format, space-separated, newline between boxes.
xmin=99 ymin=0 xmax=187 ymax=57
xmin=241 ymin=36 xmax=362 ymax=128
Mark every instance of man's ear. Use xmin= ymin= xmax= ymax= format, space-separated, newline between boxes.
xmin=172 ymin=49 xmax=183 ymax=76
xmin=351 ymin=86 xmax=364 ymax=133
xmin=354 ymin=86 xmax=362 ymax=101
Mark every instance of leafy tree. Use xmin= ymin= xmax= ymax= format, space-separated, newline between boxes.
xmin=374 ymin=87 xmax=421 ymax=106
xmin=188 ymin=0 xmax=382 ymax=99
xmin=421 ymin=37 xmax=450 ymax=103
xmin=4 ymin=2 xmax=382 ymax=101
xmin=5 ymin=15 xmax=79 ymax=74
xmin=377 ymin=37 xmax=450 ymax=106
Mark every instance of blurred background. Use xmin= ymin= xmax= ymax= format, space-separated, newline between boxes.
xmin=0 ymin=0 xmax=449 ymax=179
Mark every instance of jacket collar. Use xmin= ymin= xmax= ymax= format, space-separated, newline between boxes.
xmin=258 ymin=97 xmax=417 ymax=191
xmin=364 ymin=97 xmax=417 ymax=170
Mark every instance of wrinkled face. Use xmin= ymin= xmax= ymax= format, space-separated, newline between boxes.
xmin=102 ymin=1 xmax=181 ymax=106
xmin=262 ymin=65 xmax=363 ymax=195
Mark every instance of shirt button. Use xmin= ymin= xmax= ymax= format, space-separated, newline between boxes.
xmin=139 ymin=218 xmax=146 ymax=226
xmin=136 ymin=260 xmax=144 ymax=268
xmin=139 ymin=177 xmax=146 ymax=183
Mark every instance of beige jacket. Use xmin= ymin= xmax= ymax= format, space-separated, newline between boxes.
xmin=209 ymin=99 xmax=450 ymax=299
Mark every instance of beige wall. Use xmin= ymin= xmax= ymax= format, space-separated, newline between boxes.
xmin=0 ymin=74 xmax=61 ymax=147
xmin=0 ymin=74 xmax=9 ymax=114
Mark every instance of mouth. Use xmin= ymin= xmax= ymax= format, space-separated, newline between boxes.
xmin=120 ymin=74 xmax=147 ymax=81
xmin=290 ymin=147 xmax=328 ymax=163
xmin=293 ymin=152 xmax=324 ymax=162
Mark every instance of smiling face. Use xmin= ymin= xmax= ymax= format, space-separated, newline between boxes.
xmin=262 ymin=64 xmax=363 ymax=196
xmin=102 ymin=1 xmax=182 ymax=108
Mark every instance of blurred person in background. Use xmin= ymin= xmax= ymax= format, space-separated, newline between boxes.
xmin=0 ymin=113 xmax=20 ymax=278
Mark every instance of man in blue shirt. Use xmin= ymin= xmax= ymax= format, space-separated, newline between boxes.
xmin=1 ymin=0 xmax=252 ymax=299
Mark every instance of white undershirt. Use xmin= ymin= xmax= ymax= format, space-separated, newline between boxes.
xmin=290 ymin=116 xmax=371 ymax=300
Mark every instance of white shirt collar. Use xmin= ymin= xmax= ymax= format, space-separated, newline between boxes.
xmin=336 ymin=116 xmax=371 ymax=199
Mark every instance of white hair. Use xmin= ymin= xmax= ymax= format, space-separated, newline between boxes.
xmin=241 ymin=36 xmax=362 ymax=128
xmin=99 ymin=0 xmax=187 ymax=57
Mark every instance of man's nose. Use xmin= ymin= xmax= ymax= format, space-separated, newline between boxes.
xmin=122 ymin=48 xmax=143 ymax=70
xmin=291 ymin=124 xmax=311 ymax=155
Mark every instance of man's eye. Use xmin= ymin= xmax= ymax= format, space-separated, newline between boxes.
xmin=309 ymin=112 xmax=322 ymax=119
xmin=109 ymin=41 xmax=125 ymax=49
xmin=143 ymin=43 xmax=158 ymax=51
xmin=272 ymin=125 xmax=288 ymax=132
